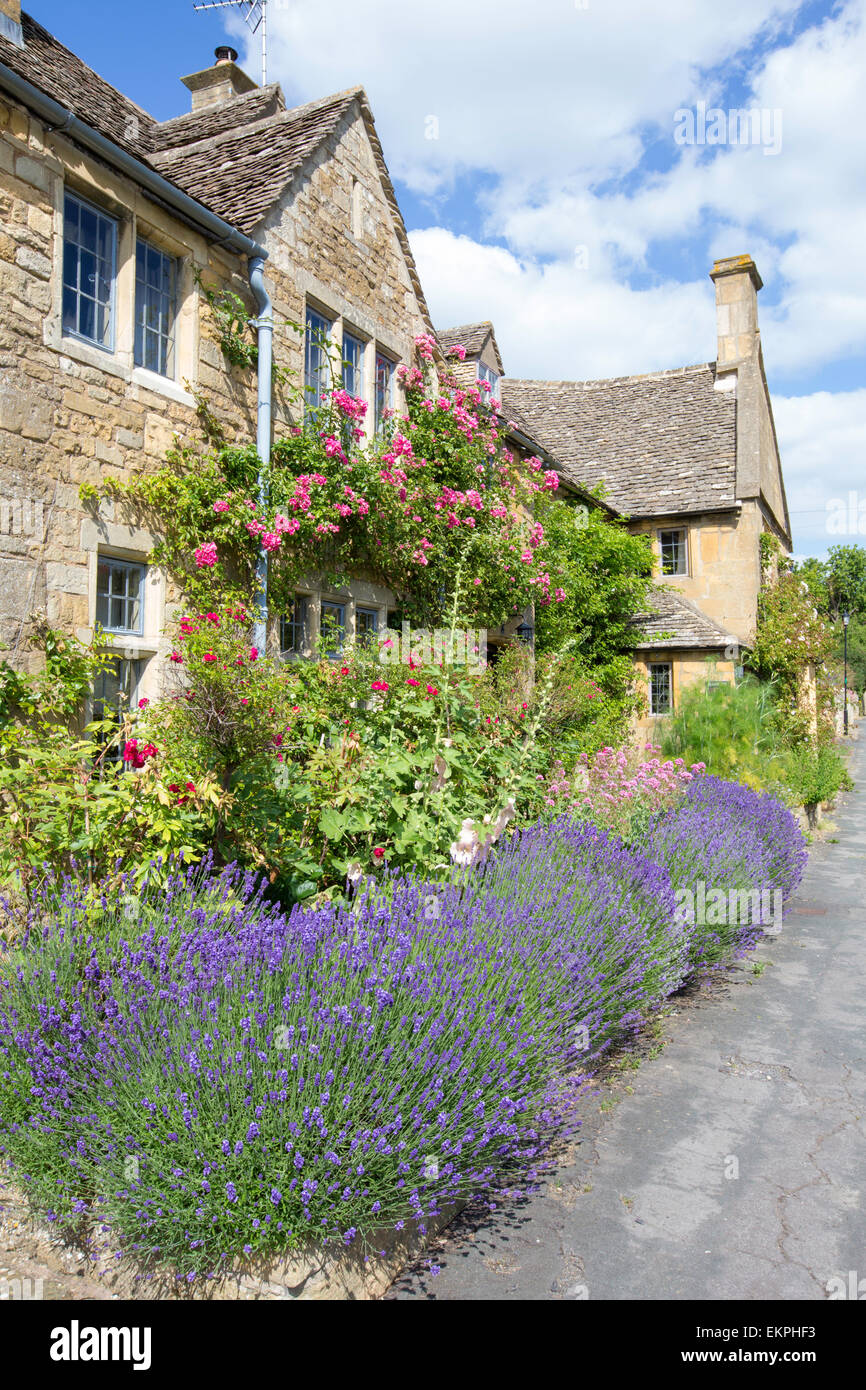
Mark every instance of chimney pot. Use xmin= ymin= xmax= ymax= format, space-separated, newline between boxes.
xmin=214 ymin=46 xmax=239 ymax=65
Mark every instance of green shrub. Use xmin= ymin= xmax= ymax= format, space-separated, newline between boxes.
xmin=783 ymin=743 xmax=852 ymax=807
xmin=659 ymin=674 xmax=790 ymax=794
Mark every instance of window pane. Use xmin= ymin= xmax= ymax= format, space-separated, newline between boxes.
xmin=80 ymin=205 xmax=97 ymax=251
xmin=63 ymin=195 xmax=79 ymax=241
xmin=134 ymin=239 xmax=177 ymax=378
xmin=62 ymin=285 xmax=77 ymax=335
xmin=78 ymin=296 xmax=95 ymax=341
xmin=305 ymin=309 xmax=332 ymax=423
xmin=63 ymin=195 xmax=116 ymax=349
xmin=320 ymin=601 xmax=345 ymax=655
xmin=650 ymin=664 xmax=672 ymax=715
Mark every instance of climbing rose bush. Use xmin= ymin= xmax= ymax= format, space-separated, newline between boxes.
xmin=113 ymin=352 xmax=563 ymax=629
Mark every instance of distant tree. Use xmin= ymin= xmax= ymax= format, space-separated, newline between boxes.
xmin=825 ymin=544 xmax=866 ymax=617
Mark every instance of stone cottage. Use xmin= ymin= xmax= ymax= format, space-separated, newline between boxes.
xmin=1 ymin=5 xmax=793 ymax=735
xmin=498 ymin=254 xmax=793 ymax=731
xmin=0 ymin=5 xmax=446 ymax=716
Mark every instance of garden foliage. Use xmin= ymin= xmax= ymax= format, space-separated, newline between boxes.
xmin=0 ymin=774 xmax=807 ymax=1280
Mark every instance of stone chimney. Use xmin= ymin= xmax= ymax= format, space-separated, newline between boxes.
xmin=181 ymin=47 xmax=257 ymax=113
xmin=0 ymin=0 xmax=24 ymax=49
xmin=709 ymin=254 xmax=763 ymax=368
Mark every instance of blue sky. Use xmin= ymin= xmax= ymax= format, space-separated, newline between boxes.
xmin=25 ymin=0 xmax=866 ymax=559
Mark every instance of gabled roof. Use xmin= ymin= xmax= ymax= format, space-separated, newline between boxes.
xmin=1 ymin=14 xmax=435 ymax=332
xmin=631 ymin=588 xmax=739 ymax=650
xmin=502 ymin=363 xmax=738 ymax=517
xmin=152 ymin=84 xmax=286 ymax=151
xmin=438 ymin=321 xmax=504 ymax=374
xmin=150 ymin=88 xmax=360 ymax=234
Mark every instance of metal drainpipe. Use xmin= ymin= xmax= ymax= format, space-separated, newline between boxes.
xmin=248 ymin=257 xmax=273 ymax=652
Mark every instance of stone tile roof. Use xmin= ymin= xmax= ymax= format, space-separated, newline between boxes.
xmin=151 ymin=84 xmax=286 ymax=151
xmin=1 ymin=16 xmax=436 ymax=334
xmin=501 ymin=363 xmax=738 ymax=517
xmin=1 ymin=14 xmax=157 ymax=158
xmin=438 ymin=321 xmax=504 ymax=374
xmin=150 ymin=88 xmax=360 ymax=233
xmin=631 ymin=587 xmax=736 ymax=650
xmin=438 ymin=322 xmax=492 ymax=355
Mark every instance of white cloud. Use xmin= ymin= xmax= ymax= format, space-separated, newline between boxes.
xmin=773 ymin=389 xmax=866 ymax=556
xmin=250 ymin=0 xmax=866 ymax=477
xmin=409 ymin=228 xmax=714 ymax=380
xmin=249 ymin=0 xmax=799 ymax=190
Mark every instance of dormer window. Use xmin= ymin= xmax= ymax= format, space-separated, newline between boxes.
xmin=477 ymin=362 xmax=500 ymax=399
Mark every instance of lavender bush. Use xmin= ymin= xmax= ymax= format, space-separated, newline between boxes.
xmin=465 ymin=817 xmax=690 ymax=1055
xmin=0 ymin=775 xmax=807 ymax=1280
xmin=0 ymin=863 xmax=590 ymax=1276
xmin=639 ymin=774 xmax=808 ymax=965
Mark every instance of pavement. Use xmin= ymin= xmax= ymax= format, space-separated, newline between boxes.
xmin=389 ymin=730 xmax=866 ymax=1301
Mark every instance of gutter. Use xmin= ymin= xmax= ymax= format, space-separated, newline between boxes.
xmin=248 ymin=258 xmax=273 ymax=650
xmin=0 ymin=58 xmax=275 ymax=644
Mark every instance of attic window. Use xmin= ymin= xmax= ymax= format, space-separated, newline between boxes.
xmin=477 ymin=362 xmax=500 ymax=400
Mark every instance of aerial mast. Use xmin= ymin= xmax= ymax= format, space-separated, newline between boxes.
xmin=192 ymin=1 xmax=268 ymax=85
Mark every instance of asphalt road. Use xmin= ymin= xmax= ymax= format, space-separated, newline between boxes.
xmin=390 ymin=731 xmax=866 ymax=1301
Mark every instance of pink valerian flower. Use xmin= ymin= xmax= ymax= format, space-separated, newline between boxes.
xmin=213 ymin=499 xmax=230 ymax=513
xmin=170 ymin=651 xmax=183 ymax=664
xmin=203 ymin=652 xmax=217 ymax=663
xmin=249 ymin=647 xmax=259 ymax=662
xmin=194 ymin=542 xmax=218 ymax=568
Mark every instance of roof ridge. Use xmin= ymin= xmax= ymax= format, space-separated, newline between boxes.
xmin=152 ymin=87 xmax=357 ymax=158
xmin=505 ymin=363 xmax=716 ymax=389
xmin=156 ymin=83 xmax=284 ymax=133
